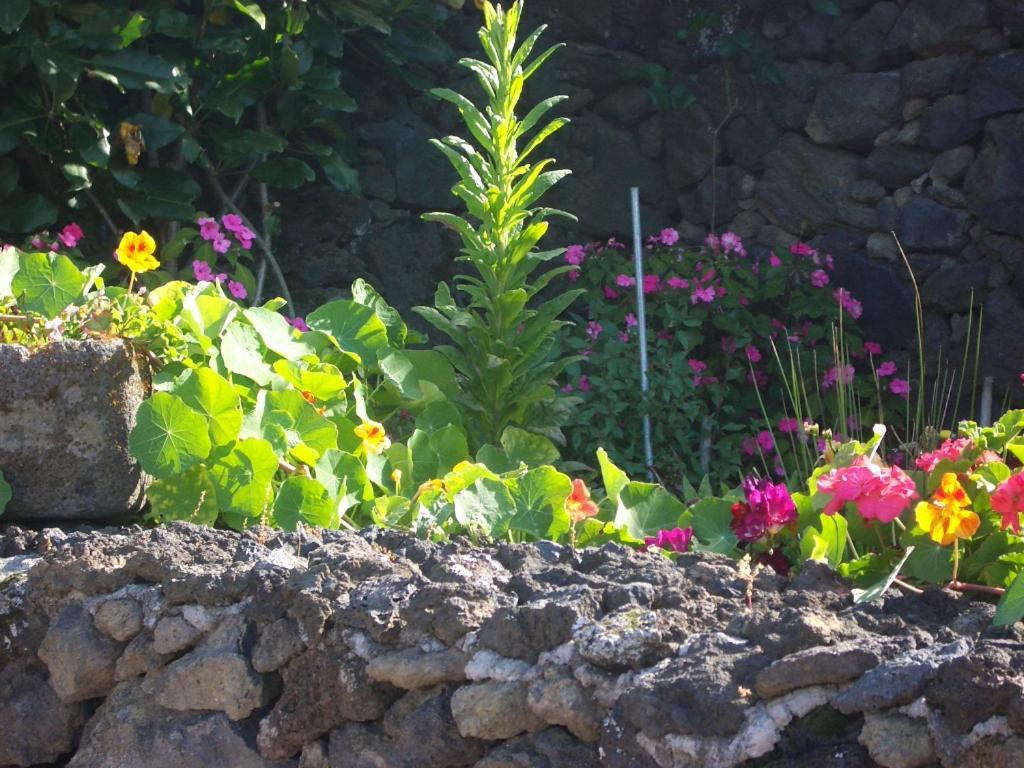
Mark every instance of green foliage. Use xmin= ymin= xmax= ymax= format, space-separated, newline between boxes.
xmin=417 ymin=0 xmax=578 ymax=457
xmin=0 ymin=469 xmax=10 ymax=517
xmin=0 ymin=0 xmax=451 ymax=239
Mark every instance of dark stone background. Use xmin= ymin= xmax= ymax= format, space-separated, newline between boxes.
xmin=273 ymin=0 xmax=1024 ymax=392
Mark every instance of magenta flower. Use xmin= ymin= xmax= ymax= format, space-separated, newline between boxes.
xmin=745 ymin=344 xmax=761 ymax=363
xmin=625 ymin=313 xmax=638 ymax=329
xmin=561 ymin=383 xmax=574 ymax=393
xmin=720 ymin=231 xmax=746 ymax=257
xmin=809 ymin=269 xmax=830 ymax=288
xmin=916 ymin=437 xmax=973 ymax=473
xmin=615 ymin=274 xmax=636 ymax=288
xmin=690 ymin=286 xmax=715 ymax=304
xmin=643 ymin=527 xmax=693 ymax=553
xmin=227 ymin=280 xmax=248 ymax=300
xmin=756 ymin=429 xmax=775 ymax=452
xmin=58 ymin=223 xmax=84 ymax=248
xmin=657 ymin=227 xmax=680 ymax=246
xmin=778 ymin=417 xmax=799 ymax=434
xmin=790 ymin=242 xmax=817 ymax=258
xmin=603 ymin=286 xmax=619 ymax=300
xmin=232 ymin=226 xmax=254 ymax=250
xmin=642 ymin=274 xmax=662 ymax=294
xmin=704 ymin=233 xmax=721 ymax=251
xmin=287 ymin=316 xmax=309 ymax=332
xmin=889 ymin=378 xmax=910 ymax=399
xmin=198 ymin=217 xmax=220 ymax=242
xmin=586 ymin=321 xmax=603 ymax=340
xmin=816 ymin=458 xmax=918 ymax=523
xmin=822 ymin=364 xmax=854 ymax=390
xmin=567 ymin=268 xmax=580 ymax=282
xmin=578 ymin=375 xmax=591 ymax=393
xmin=212 ymin=234 xmax=231 ymax=254
xmin=834 ymin=288 xmax=863 ymax=319
xmin=864 ymin=341 xmax=882 ymax=355
xmin=877 ymin=361 xmax=897 ymax=377
xmin=221 ymin=213 xmax=244 ymax=232
xmin=748 ymin=369 xmax=768 ymax=388
xmin=564 ymin=244 xmax=585 ymax=266
xmin=192 ymin=260 xmax=215 ymax=282
xmin=667 ymin=276 xmax=688 ymax=290
xmin=687 ymin=359 xmax=707 ymax=374
xmin=618 ymin=331 xmax=630 ymax=342
xmin=30 ymin=235 xmax=46 ymax=250
xmin=768 ymin=252 xmax=782 ymax=268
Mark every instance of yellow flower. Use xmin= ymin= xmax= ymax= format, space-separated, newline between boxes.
xmin=416 ymin=478 xmax=444 ymax=498
xmin=354 ymin=420 xmax=390 ymax=456
xmin=115 ymin=231 xmax=159 ymax=274
xmin=914 ymin=472 xmax=980 ymax=546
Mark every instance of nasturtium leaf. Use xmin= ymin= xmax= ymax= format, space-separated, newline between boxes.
xmin=207 ymin=438 xmax=279 ymax=527
xmin=306 ymin=299 xmax=389 ymax=368
xmin=596 ymin=447 xmax=629 ymax=503
xmin=416 ymin=401 xmax=463 ymax=431
xmin=379 ymin=351 xmax=424 ymax=401
xmin=688 ymin=498 xmax=738 ymax=555
xmin=315 ymin=448 xmax=372 ymax=512
xmin=510 ymin=465 xmax=572 ymax=540
xmin=11 ymin=252 xmax=86 ymax=318
xmin=614 ymin=482 xmax=688 ymax=540
xmin=0 ymin=470 xmax=11 ymax=516
xmin=129 ymin=392 xmax=212 ymax=478
xmin=903 ymin=535 xmax=953 ymax=584
xmin=995 ymin=568 xmax=1024 ymax=626
xmin=265 ymin=390 xmax=338 ymax=461
xmin=799 ymin=513 xmax=847 ymax=568
xmin=454 ymin=476 xmax=516 ymax=539
xmin=273 ymin=475 xmax=337 ymax=530
xmin=408 ymin=426 xmax=470 ymax=484
xmin=173 ymin=368 xmax=242 ymax=446
xmin=272 ymin=360 xmax=346 ymax=403
xmin=244 ymin=307 xmax=316 ymax=359
xmin=182 ymin=291 xmax=237 ymax=341
xmin=500 ymin=426 xmax=559 ymax=468
xmin=352 ymin=278 xmax=406 ymax=346
xmin=372 ymin=495 xmax=413 ymax=528
xmin=221 ymin=321 xmax=275 ymax=385
xmin=147 ymin=466 xmax=219 ymax=526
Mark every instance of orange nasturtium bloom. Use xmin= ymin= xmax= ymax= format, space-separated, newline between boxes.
xmin=566 ymin=479 xmax=599 ymax=523
xmin=115 ymin=230 xmax=159 ymax=274
xmin=914 ymin=472 xmax=980 ymax=546
xmin=354 ymin=420 xmax=390 ymax=456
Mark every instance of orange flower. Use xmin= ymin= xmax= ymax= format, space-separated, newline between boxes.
xmin=354 ymin=420 xmax=390 ymax=456
xmin=115 ymin=230 xmax=159 ymax=274
xmin=914 ymin=472 xmax=980 ymax=546
xmin=566 ymin=479 xmax=599 ymax=523
xmin=300 ymin=390 xmax=316 ymax=405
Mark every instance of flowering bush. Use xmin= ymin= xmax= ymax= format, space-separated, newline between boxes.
xmin=559 ymin=230 xmax=910 ymax=487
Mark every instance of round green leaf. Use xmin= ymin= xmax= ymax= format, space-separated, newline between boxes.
xmin=147 ymin=466 xmax=219 ymax=525
xmin=208 ymin=438 xmax=280 ymax=528
xmin=454 ymin=476 xmax=516 ymax=539
xmin=306 ymin=299 xmax=389 ymax=368
xmin=129 ymin=392 xmax=212 ymax=478
xmin=510 ymin=465 xmax=571 ymax=540
xmin=614 ymin=482 xmax=688 ymax=540
xmin=273 ymin=475 xmax=337 ymax=530
xmin=174 ymin=368 xmax=243 ymax=446
xmin=11 ymin=252 xmax=86 ymax=318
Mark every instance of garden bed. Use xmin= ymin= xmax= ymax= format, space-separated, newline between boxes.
xmin=1 ymin=523 xmax=1022 ymax=768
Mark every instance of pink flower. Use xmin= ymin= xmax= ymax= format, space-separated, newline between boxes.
xmin=720 ymin=231 xmax=746 ymax=257
xmin=768 ymin=252 xmax=782 ymax=268
xmin=667 ymin=276 xmax=688 ymax=290
xmin=603 ymin=286 xmax=619 ymax=300
xmin=287 ymin=316 xmax=309 ymax=332
xmin=691 ymin=286 xmax=716 ymax=304
xmin=809 ymin=269 xmax=830 ymax=288
xmin=192 ymin=260 xmax=215 ymax=282
xmin=704 ymin=233 xmax=721 ymax=251
xmin=231 ymin=225 xmax=255 ymax=250
xmin=642 ymin=274 xmax=662 ymax=294
xmin=889 ymin=378 xmax=910 ymax=399
xmin=643 ymin=527 xmax=693 ymax=553
xmin=221 ymin=213 xmax=244 ymax=233
xmin=991 ymin=474 xmax=1024 ymax=534
xmin=745 ymin=344 xmax=762 ymax=363
xmin=687 ymin=359 xmax=707 ymax=374
xmin=815 ymin=458 xmax=918 ymax=523
xmin=730 ymin=476 xmax=797 ymax=542
xmin=864 ymin=341 xmax=882 ymax=356
xmin=227 ymin=280 xmax=248 ymax=300
xmin=790 ymin=242 xmax=817 ymax=258
xmin=756 ymin=429 xmax=775 ymax=452
xmin=586 ymin=321 xmax=603 ymax=340
xmin=564 ymin=244 xmax=586 ymax=266
xmin=198 ymin=217 xmax=220 ymax=241
xmin=58 ymin=223 xmax=84 ymax=248
xmin=877 ymin=361 xmax=897 ymax=377
xmin=578 ymin=375 xmax=591 ymax=393
xmin=567 ymin=268 xmax=580 ymax=282
xmin=615 ymin=274 xmax=636 ymax=288
xmin=618 ymin=331 xmax=630 ymax=343
xmin=30 ymin=236 xmax=46 ymax=250
xmin=916 ymin=437 xmax=973 ymax=473
xmin=625 ymin=313 xmax=638 ymax=329
xmin=834 ymin=288 xmax=863 ymax=319
xmin=561 ymin=383 xmax=574 ymax=393
xmin=823 ymin=364 xmax=854 ymax=389
xmin=657 ymin=228 xmax=680 ymax=246
xmin=212 ymin=234 xmax=231 ymax=254
xmin=778 ymin=417 xmax=799 ymax=434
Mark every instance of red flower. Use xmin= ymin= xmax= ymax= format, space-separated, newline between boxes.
xmin=566 ymin=479 xmax=599 ymax=523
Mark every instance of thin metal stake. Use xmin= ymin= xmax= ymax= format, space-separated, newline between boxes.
xmin=630 ymin=187 xmax=655 ymax=478
xmin=980 ymin=375 xmax=994 ymax=427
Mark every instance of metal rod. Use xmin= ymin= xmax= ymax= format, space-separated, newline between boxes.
xmin=980 ymin=375 xmax=994 ymax=426
xmin=630 ymin=187 xmax=655 ymax=477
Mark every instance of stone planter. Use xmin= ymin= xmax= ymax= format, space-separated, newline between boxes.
xmin=0 ymin=339 xmax=150 ymax=521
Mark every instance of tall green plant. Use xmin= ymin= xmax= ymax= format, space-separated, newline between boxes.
xmin=416 ymin=0 xmax=579 ymax=454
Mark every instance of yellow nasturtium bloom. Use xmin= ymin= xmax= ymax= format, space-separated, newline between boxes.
xmin=354 ymin=420 xmax=390 ymax=456
xmin=914 ymin=472 xmax=980 ymax=546
xmin=115 ymin=230 xmax=159 ymax=274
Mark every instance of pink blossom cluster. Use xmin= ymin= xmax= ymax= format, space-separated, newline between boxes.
xmin=730 ymin=476 xmax=797 ymax=543
xmin=742 ymin=429 xmax=775 ymax=456
xmin=822 ymin=363 xmax=855 ymax=390
xmin=643 ymin=526 xmax=693 ymax=553
xmin=833 ymin=287 xmax=863 ymax=319
xmin=198 ymin=214 xmax=254 ymax=254
xmin=915 ymin=437 xmax=973 ymax=473
xmin=192 ymin=260 xmax=248 ymax=300
xmin=31 ymin=223 xmax=84 ymax=252
xmin=705 ymin=231 xmax=747 ymax=258
xmin=815 ymin=457 xmax=918 ymax=523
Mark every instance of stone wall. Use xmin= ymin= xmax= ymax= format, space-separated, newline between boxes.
xmin=276 ymin=0 xmax=1024 ymax=389
xmin=2 ymin=523 xmax=1024 ymax=767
